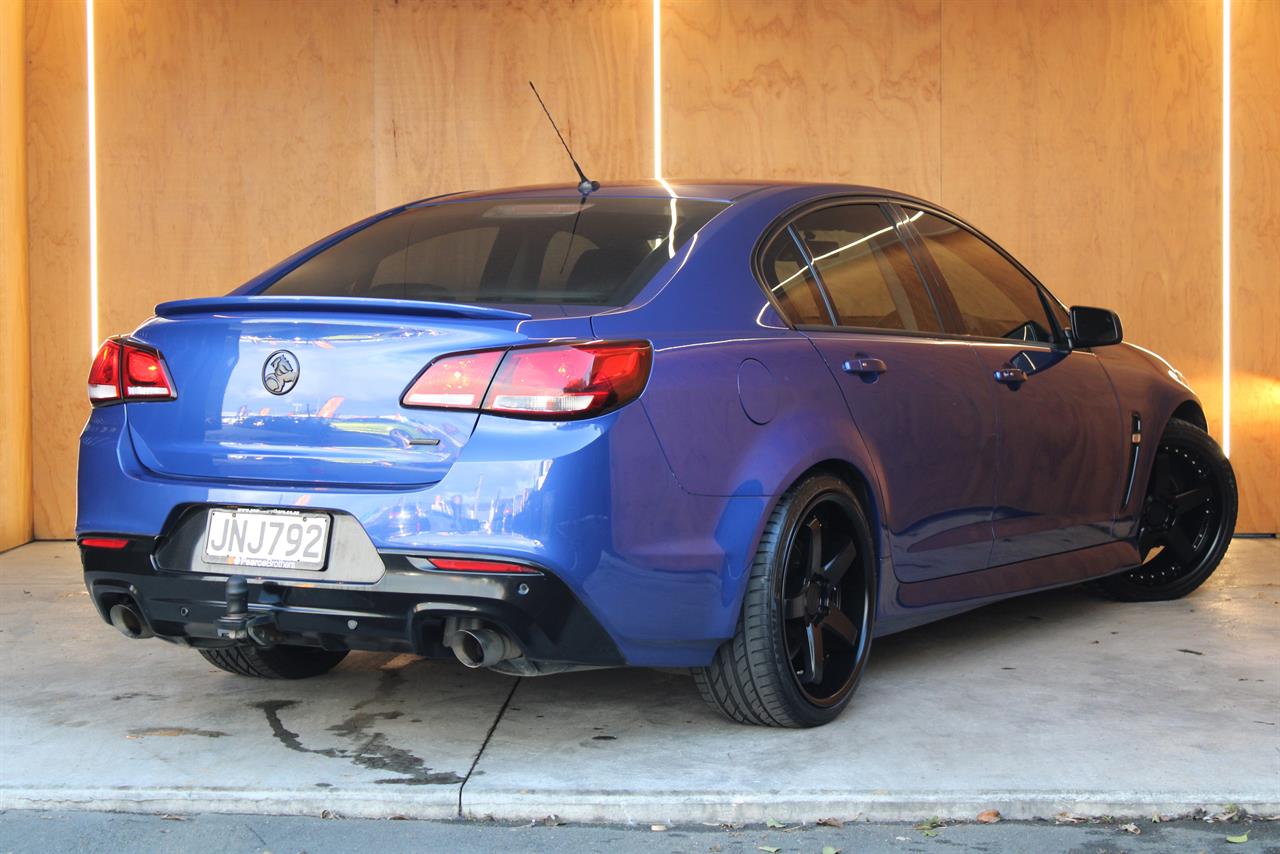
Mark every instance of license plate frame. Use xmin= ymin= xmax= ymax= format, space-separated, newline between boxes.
xmin=202 ymin=507 xmax=332 ymax=572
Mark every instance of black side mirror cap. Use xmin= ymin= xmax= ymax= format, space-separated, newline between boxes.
xmin=1070 ymin=305 xmax=1123 ymax=348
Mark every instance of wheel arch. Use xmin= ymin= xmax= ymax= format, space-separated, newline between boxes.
xmin=1170 ymin=399 xmax=1208 ymax=432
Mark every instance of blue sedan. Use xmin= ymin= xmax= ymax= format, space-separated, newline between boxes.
xmin=78 ymin=182 xmax=1237 ymax=727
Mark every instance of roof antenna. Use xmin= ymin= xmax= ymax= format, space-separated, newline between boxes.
xmin=529 ymin=81 xmax=599 ymax=196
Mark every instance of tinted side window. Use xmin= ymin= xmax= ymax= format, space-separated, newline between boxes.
xmin=910 ymin=212 xmax=1056 ymax=342
xmin=759 ymin=231 xmax=830 ymax=326
xmin=793 ymin=205 xmax=940 ymax=333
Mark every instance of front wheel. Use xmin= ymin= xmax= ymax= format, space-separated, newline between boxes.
xmin=695 ymin=474 xmax=876 ymax=727
xmin=1094 ymin=418 xmax=1237 ymax=602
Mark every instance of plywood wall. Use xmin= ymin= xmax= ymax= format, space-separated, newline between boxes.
xmin=373 ymin=0 xmax=651 ymax=209
xmin=20 ymin=0 xmax=1279 ymax=536
xmin=94 ymin=0 xmax=379 ymax=338
xmin=661 ymin=0 xmax=940 ymax=199
xmin=1 ymin=0 xmax=33 ymax=551
xmin=1231 ymin=0 xmax=1280 ymax=533
xmin=24 ymin=0 xmax=88 ymax=540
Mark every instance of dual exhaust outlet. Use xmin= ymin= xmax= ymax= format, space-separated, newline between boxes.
xmin=107 ymin=587 xmax=520 ymax=670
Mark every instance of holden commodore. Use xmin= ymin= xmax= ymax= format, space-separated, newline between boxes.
xmin=79 ymin=182 xmax=1237 ymax=727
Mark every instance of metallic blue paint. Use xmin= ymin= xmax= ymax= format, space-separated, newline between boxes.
xmin=78 ymin=181 xmax=1205 ymax=665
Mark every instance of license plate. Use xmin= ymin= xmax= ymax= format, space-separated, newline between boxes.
xmin=203 ymin=508 xmax=331 ymax=571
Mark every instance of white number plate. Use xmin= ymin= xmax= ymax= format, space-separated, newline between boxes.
xmin=203 ymin=508 xmax=331 ymax=571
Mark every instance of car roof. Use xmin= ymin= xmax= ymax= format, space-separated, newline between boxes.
xmin=425 ymin=180 xmax=930 ymax=207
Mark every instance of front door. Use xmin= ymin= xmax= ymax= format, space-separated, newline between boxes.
xmin=905 ymin=210 xmax=1126 ymax=566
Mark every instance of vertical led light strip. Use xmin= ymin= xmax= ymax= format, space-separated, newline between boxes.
xmin=86 ymin=0 xmax=99 ymax=354
xmin=652 ymin=0 xmax=677 ymax=257
xmin=652 ymin=0 xmax=674 ymax=196
xmin=1221 ymin=0 xmax=1231 ymax=457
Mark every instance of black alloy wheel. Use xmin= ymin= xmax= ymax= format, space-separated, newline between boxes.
xmin=695 ymin=473 xmax=875 ymax=727
xmin=781 ymin=499 xmax=869 ymax=706
xmin=1095 ymin=418 xmax=1237 ymax=602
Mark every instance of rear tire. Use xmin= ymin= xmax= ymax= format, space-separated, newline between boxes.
xmin=199 ymin=644 xmax=349 ymax=679
xmin=695 ymin=474 xmax=876 ymax=727
xmin=1093 ymin=418 xmax=1237 ymax=602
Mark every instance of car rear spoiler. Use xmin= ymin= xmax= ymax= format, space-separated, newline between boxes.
xmin=154 ymin=296 xmax=533 ymax=322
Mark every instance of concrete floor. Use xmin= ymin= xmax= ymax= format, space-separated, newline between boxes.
xmin=0 ymin=540 xmax=1276 ymax=823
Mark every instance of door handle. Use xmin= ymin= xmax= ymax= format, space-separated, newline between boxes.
xmin=993 ymin=367 xmax=1028 ymax=385
xmin=842 ymin=357 xmax=887 ymax=376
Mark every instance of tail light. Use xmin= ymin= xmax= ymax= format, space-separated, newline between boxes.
xmin=427 ymin=557 xmax=538 ymax=574
xmin=401 ymin=341 xmax=652 ymax=419
xmin=87 ymin=339 xmax=177 ymax=406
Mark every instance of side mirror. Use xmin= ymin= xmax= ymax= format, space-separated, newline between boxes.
xmin=1070 ymin=305 xmax=1123 ymax=348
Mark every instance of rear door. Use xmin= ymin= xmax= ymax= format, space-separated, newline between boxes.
xmin=901 ymin=208 xmax=1126 ymax=566
xmin=767 ymin=202 xmax=998 ymax=582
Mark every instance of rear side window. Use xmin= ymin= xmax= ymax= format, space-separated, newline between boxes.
xmin=265 ymin=198 xmax=726 ymax=306
xmin=759 ymin=230 xmax=831 ymax=325
xmin=792 ymin=205 xmax=941 ymax=333
xmin=909 ymin=211 xmax=1057 ymax=343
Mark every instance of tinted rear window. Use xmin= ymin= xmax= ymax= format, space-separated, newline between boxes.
xmin=265 ymin=197 xmax=727 ymax=306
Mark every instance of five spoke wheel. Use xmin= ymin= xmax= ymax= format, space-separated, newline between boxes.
xmin=695 ymin=473 xmax=876 ymax=726
xmin=782 ymin=509 xmax=864 ymax=702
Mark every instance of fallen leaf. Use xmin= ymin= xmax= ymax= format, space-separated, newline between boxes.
xmin=766 ymin=818 xmax=786 ymax=828
xmin=1119 ymin=823 xmax=1141 ymax=835
xmin=159 ymin=815 xmax=187 ymax=822
xmin=1055 ymin=812 xmax=1086 ymax=824
xmin=1226 ymin=831 xmax=1249 ymax=844
xmin=757 ymin=847 xmax=780 ymax=853
xmin=650 ymin=824 xmax=667 ymax=832
xmin=977 ymin=809 xmax=1001 ymax=824
xmin=822 ymin=847 xmax=839 ymax=854
xmin=915 ymin=816 xmax=943 ymax=831
xmin=817 ymin=817 xmax=844 ymax=828
xmin=922 ymin=829 xmax=939 ymax=837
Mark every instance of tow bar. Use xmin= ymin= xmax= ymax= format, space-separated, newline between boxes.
xmin=215 ymin=575 xmax=282 ymax=647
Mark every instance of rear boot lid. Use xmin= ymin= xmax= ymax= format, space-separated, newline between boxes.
xmin=124 ymin=297 xmax=534 ymax=488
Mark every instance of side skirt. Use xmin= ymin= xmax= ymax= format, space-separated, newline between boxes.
xmin=896 ymin=539 xmax=1141 ymax=608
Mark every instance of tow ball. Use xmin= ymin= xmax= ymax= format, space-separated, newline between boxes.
xmin=215 ymin=575 xmax=282 ymax=647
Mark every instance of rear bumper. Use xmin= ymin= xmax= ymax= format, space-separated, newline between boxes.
xmin=79 ymin=401 xmax=771 ymax=666
xmin=81 ymin=539 xmax=624 ymax=668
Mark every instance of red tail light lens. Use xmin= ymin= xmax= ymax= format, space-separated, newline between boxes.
xmin=401 ymin=341 xmax=652 ymax=419
xmin=427 ymin=557 xmax=538 ymax=574
xmin=401 ymin=350 xmax=505 ymax=409
xmin=88 ymin=341 xmax=122 ymax=403
xmin=484 ymin=342 xmax=652 ymax=417
xmin=87 ymin=339 xmax=176 ymax=406
xmin=123 ymin=346 xmax=175 ymax=398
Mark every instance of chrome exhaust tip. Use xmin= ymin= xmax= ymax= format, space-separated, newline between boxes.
xmin=451 ymin=627 xmax=518 ymax=668
xmin=108 ymin=602 xmax=154 ymax=640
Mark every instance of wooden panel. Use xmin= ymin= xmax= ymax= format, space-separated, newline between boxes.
xmin=661 ymin=0 xmax=941 ymax=199
xmin=372 ymin=0 xmax=650 ymax=209
xmin=941 ymin=0 xmax=1223 ymax=433
xmin=1232 ymin=0 xmax=1280 ymax=533
xmin=24 ymin=0 xmax=88 ymax=540
xmin=1 ymin=0 xmax=33 ymax=550
xmin=93 ymin=0 xmax=377 ymax=340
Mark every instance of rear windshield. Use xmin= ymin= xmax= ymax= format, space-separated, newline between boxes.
xmin=264 ymin=197 xmax=727 ymax=306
